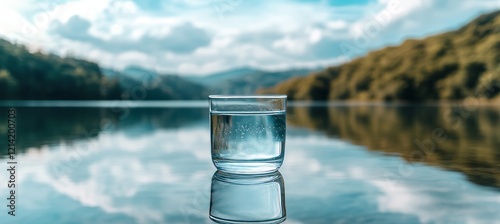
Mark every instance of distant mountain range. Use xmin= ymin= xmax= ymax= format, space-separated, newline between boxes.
xmin=206 ymin=68 xmax=319 ymax=95
xmin=2 ymin=10 xmax=498 ymax=101
xmin=101 ymin=67 xmax=208 ymax=100
xmin=104 ymin=65 xmax=317 ymax=98
xmin=261 ymin=10 xmax=500 ymax=102
xmin=0 ymin=38 xmax=314 ymax=100
xmin=185 ymin=67 xmax=259 ymax=86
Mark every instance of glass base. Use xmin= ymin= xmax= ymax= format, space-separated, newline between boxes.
xmin=210 ymin=215 xmax=286 ymax=224
xmin=213 ymin=159 xmax=283 ymax=174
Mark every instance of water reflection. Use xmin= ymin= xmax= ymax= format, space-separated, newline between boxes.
xmin=0 ymin=107 xmax=206 ymax=154
xmin=0 ymin=105 xmax=499 ymax=223
xmin=209 ymin=171 xmax=286 ymax=223
xmin=287 ymin=105 xmax=500 ymax=189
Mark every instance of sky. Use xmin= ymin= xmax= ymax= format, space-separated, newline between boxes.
xmin=0 ymin=0 xmax=499 ymax=75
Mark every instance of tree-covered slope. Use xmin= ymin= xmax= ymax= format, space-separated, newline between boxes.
xmin=262 ymin=10 xmax=500 ymax=102
xmin=0 ymin=39 xmax=208 ymax=100
xmin=0 ymin=39 xmax=121 ymax=100
xmin=210 ymin=68 xmax=316 ymax=95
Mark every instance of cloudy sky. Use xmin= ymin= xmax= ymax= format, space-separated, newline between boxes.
xmin=1 ymin=0 xmax=499 ymax=75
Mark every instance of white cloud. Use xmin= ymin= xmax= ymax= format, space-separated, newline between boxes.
xmin=309 ymin=29 xmax=323 ymax=43
xmin=0 ymin=127 xmax=214 ymax=223
xmin=326 ymin=20 xmax=348 ymax=30
xmin=0 ymin=0 xmax=499 ymax=75
xmin=273 ymin=37 xmax=307 ymax=55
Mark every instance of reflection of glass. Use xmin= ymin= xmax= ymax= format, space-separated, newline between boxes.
xmin=209 ymin=95 xmax=287 ymax=174
xmin=209 ymin=171 xmax=286 ymax=223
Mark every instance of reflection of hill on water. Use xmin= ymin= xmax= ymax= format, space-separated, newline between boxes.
xmin=0 ymin=107 xmax=206 ymax=155
xmin=287 ymin=105 xmax=500 ymax=189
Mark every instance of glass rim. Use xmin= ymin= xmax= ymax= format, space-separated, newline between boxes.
xmin=208 ymin=94 xmax=287 ymax=99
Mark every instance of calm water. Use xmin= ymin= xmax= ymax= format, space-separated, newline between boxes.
xmin=0 ymin=102 xmax=499 ymax=224
xmin=211 ymin=112 xmax=286 ymax=174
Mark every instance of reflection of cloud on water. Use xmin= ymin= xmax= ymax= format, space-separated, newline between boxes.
xmin=1 ymin=127 xmax=213 ymax=223
xmin=368 ymin=170 xmax=500 ymax=224
xmin=282 ymin=133 xmax=500 ymax=224
xmin=1 ymin=127 xmax=499 ymax=223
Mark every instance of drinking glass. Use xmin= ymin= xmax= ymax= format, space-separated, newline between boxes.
xmin=209 ymin=95 xmax=287 ymax=174
xmin=209 ymin=171 xmax=286 ymax=223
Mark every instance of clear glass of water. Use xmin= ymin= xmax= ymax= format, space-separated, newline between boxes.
xmin=209 ymin=171 xmax=286 ymax=223
xmin=209 ymin=95 xmax=287 ymax=174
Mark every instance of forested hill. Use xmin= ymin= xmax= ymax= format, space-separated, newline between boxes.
xmin=0 ymin=39 xmax=208 ymax=100
xmin=0 ymin=39 xmax=122 ymax=100
xmin=261 ymin=10 xmax=500 ymax=102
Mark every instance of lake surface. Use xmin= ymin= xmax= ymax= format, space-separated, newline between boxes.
xmin=0 ymin=102 xmax=499 ymax=224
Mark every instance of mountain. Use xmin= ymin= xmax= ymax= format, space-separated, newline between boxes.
xmin=261 ymin=10 xmax=500 ymax=102
xmin=184 ymin=66 xmax=317 ymax=95
xmin=112 ymin=65 xmax=319 ymax=96
xmin=0 ymin=39 xmax=208 ymax=100
xmin=185 ymin=67 xmax=259 ymax=86
xmin=0 ymin=39 xmax=121 ymax=100
xmin=209 ymin=68 xmax=318 ymax=95
xmin=101 ymin=67 xmax=121 ymax=78
xmin=103 ymin=67 xmax=208 ymax=100
xmin=121 ymin=65 xmax=161 ymax=81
